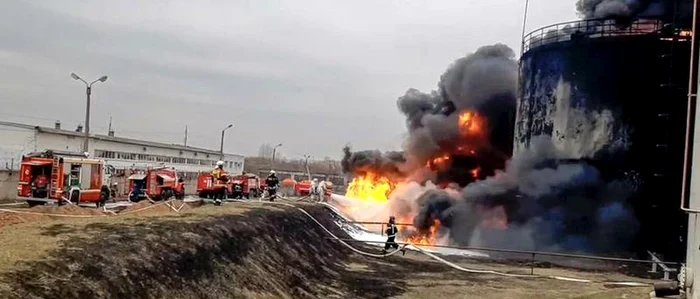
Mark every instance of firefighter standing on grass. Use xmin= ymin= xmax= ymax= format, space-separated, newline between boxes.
xmin=265 ymin=170 xmax=279 ymax=200
xmin=383 ymin=216 xmax=406 ymax=255
xmin=212 ymin=161 xmax=227 ymax=205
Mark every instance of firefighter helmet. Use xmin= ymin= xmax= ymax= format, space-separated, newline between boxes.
xmin=270 ymin=170 xmax=276 ymax=174
xmin=216 ymin=161 xmax=224 ymax=166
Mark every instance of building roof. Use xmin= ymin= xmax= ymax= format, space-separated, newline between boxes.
xmin=258 ymin=168 xmax=343 ymax=176
xmin=0 ymin=121 xmax=244 ymax=158
xmin=0 ymin=121 xmax=36 ymax=130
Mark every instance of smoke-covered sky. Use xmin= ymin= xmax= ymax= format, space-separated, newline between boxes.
xmin=0 ymin=0 xmax=577 ymax=159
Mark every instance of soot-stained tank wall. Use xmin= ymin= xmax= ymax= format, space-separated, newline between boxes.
xmin=517 ymin=34 xmax=690 ymax=260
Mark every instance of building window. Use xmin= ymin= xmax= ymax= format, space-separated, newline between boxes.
xmin=91 ymin=149 xmax=234 ymax=168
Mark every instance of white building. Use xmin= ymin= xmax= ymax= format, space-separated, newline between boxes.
xmin=0 ymin=121 xmax=244 ymax=174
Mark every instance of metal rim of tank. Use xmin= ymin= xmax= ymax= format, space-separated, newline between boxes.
xmin=522 ymin=18 xmax=666 ymax=55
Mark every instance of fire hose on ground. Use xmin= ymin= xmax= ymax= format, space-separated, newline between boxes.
xmin=0 ymin=199 xmax=179 ymax=218
xmin=236 ymin=199 xmax=652 ymax=287
xmin=0 ymin=197 xmax=655 ymax=289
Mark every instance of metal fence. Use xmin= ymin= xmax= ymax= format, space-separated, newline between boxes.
xmin=344 ymin=221 xmax=679 ymax=279
xmin=522 ymin=18 xmax=665 ymax=53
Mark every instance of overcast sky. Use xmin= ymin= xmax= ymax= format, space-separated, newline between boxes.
xmin=0 ymin=0 xmax=577 ymax=160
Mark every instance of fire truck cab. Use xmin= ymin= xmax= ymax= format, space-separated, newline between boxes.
xmin=17 ymin=150 xmax=114 ymax=207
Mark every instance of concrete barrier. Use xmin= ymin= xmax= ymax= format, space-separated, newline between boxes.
xmin=0 ymin=170 xmax=19 ymax=201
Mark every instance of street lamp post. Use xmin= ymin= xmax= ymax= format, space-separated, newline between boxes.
xmin=220 ymin=124 xmax=234 ymax=160
xmin=304 ymin=155 xmax=312 ymax=180
xmin=272 ymin=143 xmax=283 ymax=165
xmin=71 ymin=73 xmax=108 ymax=153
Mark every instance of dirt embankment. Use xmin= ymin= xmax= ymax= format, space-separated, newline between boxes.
xmin=0 ymin=201 xmax=655 ymax=299
xmin=0 ymin=205 xmax=389 ymax=299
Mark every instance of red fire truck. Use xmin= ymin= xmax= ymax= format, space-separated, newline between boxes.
xmin=295 ymin=180 xmax=312 ymax=196
xmin=196 ymin=172 xmax=230 ymax=199
xmin=17 ymin=150 xmax=114 ymax=207
xmin=127 ymin=167 xmax=185 ymax=202
xmin=229 ymin=173 xmax=261 ymax=199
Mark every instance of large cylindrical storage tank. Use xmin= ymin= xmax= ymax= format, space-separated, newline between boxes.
xmin=517 ymin=18 xmax=691 ymax=260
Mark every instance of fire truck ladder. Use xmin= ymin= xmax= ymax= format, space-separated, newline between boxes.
xmin=50 ymin=157 xmax=60 ymax=198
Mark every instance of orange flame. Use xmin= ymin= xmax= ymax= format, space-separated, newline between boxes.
xmin=345 ymin=172 xmax=394 ymax=204
xmin=427 ymin=153 xmax=451 ymax=169
xmin=405 ymin=220 xmax=442 ymax=245
xmin=471 ymin=167 xmax=481 ymax=179
xmin=458 ymin=111 xmax=486 ymax=136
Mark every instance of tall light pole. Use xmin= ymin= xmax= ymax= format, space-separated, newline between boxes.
xmin=220 ymin=124 xmax=234 ymax=160
xmin=71 ymin=73 xmax=108 ymax=153
xmin=272 ymin=143 xmax=283 ymax=165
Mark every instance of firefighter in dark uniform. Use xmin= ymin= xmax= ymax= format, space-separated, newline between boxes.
xmin=265 ymin=170 xmax=279 ymax=201
xmin=383 ymin=216 xmax=406 ymax=255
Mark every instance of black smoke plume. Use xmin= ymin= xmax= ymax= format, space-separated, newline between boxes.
xmin=398 ymin=44 xmax=517 ymax=164
xmin=576 ymin=0 xmax=656 ymax=19
xmin=343 ymin=44 xmax=518 ymax=186
xmin=341 ymin=146 xmax=405 ymax=180
xmin=412 ymin=137 xmax=640 ymax=255
xmin=341 ymin=44 xmax=640 ymax=255
xmin=575 ymin=0 xmax=692 ymax=23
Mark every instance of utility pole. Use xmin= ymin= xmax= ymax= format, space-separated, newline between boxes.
xmin=70 ymin=73 xmax=108 ymax=153
xmin=184 ymin=125 xmax=188 ymax=146
xmin=108 ymin=116 xmax=112 ymax=133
